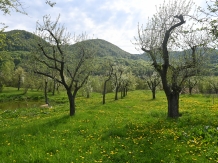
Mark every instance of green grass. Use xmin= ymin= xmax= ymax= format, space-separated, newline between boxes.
xmin=0 ymin=89 xmax=218 ymax=162
xmin=0 ymin=87 xmax=45 ymax=102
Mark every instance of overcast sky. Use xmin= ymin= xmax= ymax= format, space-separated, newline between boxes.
xmin=1 ymin=0 xmax=206 ymax=54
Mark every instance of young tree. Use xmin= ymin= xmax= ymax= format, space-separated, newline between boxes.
xmin=112 ymin=64 xmax=126 ymax=100
xmin=120 ymin=71 xmax=136 ymax=98
xmin=102 ymin=62 xmax=114 ymax=104
xmin=13 ymin=66 xmax=25 ymax=91
xmin=34 ymin=15 xmax=96 ymax=116
xmin=82 ymin=77 xmax=93 ymax=98
xmin=184 ymin=76 xmax=198 ymax=94
xmin=135 ymin=0 xmax=211 ymax=118
xmin=146 ymin=70 xmax=161 ymax=99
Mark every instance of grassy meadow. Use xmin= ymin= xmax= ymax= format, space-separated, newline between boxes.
xmin=0 ymin=88 xmax=218 ymax=163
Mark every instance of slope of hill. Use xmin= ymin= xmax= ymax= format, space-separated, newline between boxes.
xmin=3 ymin=30 xmax=41 ymax=51
xmin=69 ymin=38 xmax=147 ymax=60
xmin=1 ymin=30 xmax=150 ymax=76
xmin=3 ymin=30 xmax=147 ymax=60
xmin=4 ymin=30 xmax=217 ymax=76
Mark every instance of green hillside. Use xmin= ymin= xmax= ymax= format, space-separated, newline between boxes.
xmin=3 ymin=30 xmax=143 ymax=59
xmin=3 ymin=30 xmax=42 ymax=51
xmin=2 ymin=30 xmax=218 ymax=76
xmin=1 ymin=30 xmax=150 ymax=76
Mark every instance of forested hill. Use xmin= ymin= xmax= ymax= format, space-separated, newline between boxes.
xmin=3 ymin=30 xmax=44 ymax=51
xmin=70 ymin=39 xmax=146 ymax=60
xmin=3 ymin=30 xmax=218 ymax=75
xmin=2 ymin=30 xmax=146 ymax=60
xmin=0 ymin=30 xmax=150 ymax=76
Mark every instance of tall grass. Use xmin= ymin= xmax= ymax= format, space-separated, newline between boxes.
xmin=0 ymin=89 xmax=218 ymax=162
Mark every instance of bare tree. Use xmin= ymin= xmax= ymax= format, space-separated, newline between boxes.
xmin=102 ymin=62 xmax=113 ymax=104
xmin=135 ymin=0 xmax=212 ymax=118
xmin=33 ymin=15 xmax=95 ymax=116
xmin=112 ymin=64 xmax=125 ymax=100
xmin=184 ymin=77 xmax=198 ymax=95
xmin=120 ymin=71 xmax=136 ymax=98
xmin=146 ymin=70 xmax=161 ymax=99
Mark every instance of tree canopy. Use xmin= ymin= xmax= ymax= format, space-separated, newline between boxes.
xmin=135 ymin=0 xmax=213 ymax=118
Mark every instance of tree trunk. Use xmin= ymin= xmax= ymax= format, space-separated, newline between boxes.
xmin=167 ymin=92 xmax=180 ymax=118
xmin=152 ymin=87 xmax=156 ymax=99
xmin=123 ymin=88 xmax=126 ymax=97
xmin=189 ymin=87 xmax=193 ymax=95
xmin=18 ymin=75 xmax=21 ymax=91
xmin=115 ymin=86 xmax=119 ymax=100
xmin=121 ymin=88 xmax=123 ymax=99
xmin=103 ymin=80 xmax=107 ymax=104
xmin=44 ymin=79 xmax=49 ymax=104
xmin=52 ymin=79 xmax=56 ymax=95
xmin=56 ymin=83 xmax=60 ymax=94
xmin=87 ymin=91 xmax=90 ymax=98
xmin=67 ymin=89 xmax=76 ymax=116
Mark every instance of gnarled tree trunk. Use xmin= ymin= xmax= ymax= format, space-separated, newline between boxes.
xmin=166 ymin=91 xmax=180 ymax=118
xmin=152 ymin=87 xmax=156 ymax=100
xmin=67 ymin=89 xmax=75 ymax=116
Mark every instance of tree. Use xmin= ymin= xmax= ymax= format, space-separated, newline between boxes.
xmin=120 ymin=71 xmax=136 ymax=98
xmin=208 ymin=76 xmax=218 ymax=94
xmin=13 ymin=66 xmax=25 ymax=91
xmin=184 ymin=76 xmax=198 ymax=94
xmin=146 ymin=70 xmax=161 ymax=99
xmin=0 ymin=53 xmax=14 ymax=91
xmin=0 ymin=0 xmax=26 ymax=15
xmin=82 ymin=77 xmax=93 ymax=98
xmin=102 ymin=62 xmax=114 ymax=104
xmin=201 ymin=0 xmax=218 ymax=37
xmin=33 ymin=15 xmax=96 ymax=116
xmin=112 ymin=64 xmax=126 ymax=100
xmin=135 ymin=0 xmax=212 ymax=118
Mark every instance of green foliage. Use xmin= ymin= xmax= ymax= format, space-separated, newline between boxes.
xmin=0 ymin=0 xmax=26 ymax=15
xmin=2 ymin=30 xmax=150 ymax=73
xmin=3 ymin=30 xmax=43 ymax=51
xmin=0 ymin=87 xmax=44 ymax=102
xmin=0 ymin=32 xmax=6 ymax=50
xmin=1 ymin=29 xmax=218 ymax=97
xmin=0 ymin=90 xmax=218 ymax=162
xmin=0 ymin=52 xmax=15 ymax=89
xmin=198 ymin=76 xmax=218 ymax=94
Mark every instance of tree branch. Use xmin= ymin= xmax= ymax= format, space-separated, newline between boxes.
xmin=162 ymin=15 xmax=186 ymax=67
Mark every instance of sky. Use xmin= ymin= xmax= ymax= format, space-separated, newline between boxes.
xmin=1 ymin=0 xmax=206 ymax=54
